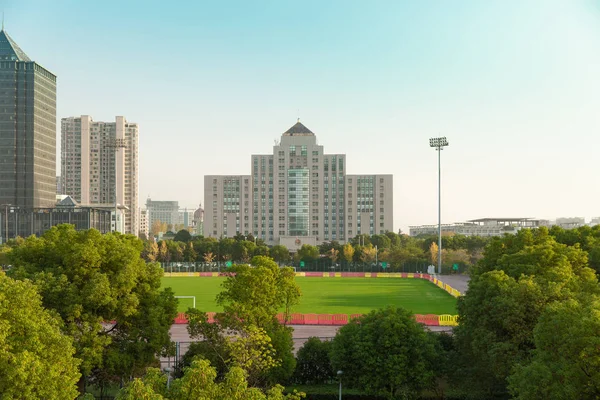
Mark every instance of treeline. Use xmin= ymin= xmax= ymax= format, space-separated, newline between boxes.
xmin=143 ymin=230 xmax=492 ymax=273
xmin=290 ymin=225 xmax=600 ymax=399
xmin=2 ymin=224 xmax=600 ymax=399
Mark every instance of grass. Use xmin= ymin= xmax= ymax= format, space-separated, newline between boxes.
xmin=162 ymin=277 xmax=457 ymax=315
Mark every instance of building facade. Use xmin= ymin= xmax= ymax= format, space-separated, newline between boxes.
xmin=0 ymin=30 xmax=57 ymax=209
xmin=204 ymin=121 xmax=393 ymax=246
xmin=60 ymin=116 xmax=139 ymax=235
xmin=0 ymin=201 xmax=112 ymax=244
xmin=139 ymin=208 xmax=149 ymax=238
xmin=145 ymin=199 xmax=179 ymax=235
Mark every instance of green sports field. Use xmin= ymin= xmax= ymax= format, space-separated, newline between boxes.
xmin=161 ymin=277 xmax=457 ymax=315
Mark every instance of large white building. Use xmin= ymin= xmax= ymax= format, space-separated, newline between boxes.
xmin=61 ymin=116 xmax=139 ymax=235
xmin=204 ymin=121 xmax=393 ymax=247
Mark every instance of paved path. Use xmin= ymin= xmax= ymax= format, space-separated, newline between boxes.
xmin=169 ymin=323 xmax=453 ymax=354
xmin=437 ymin=274 xmax=470 ymax=294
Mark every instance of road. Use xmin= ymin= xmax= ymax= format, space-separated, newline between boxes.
xmin=438 ymin=274 xmax=470 ymax=294
xmin=168 ymin=323 xmax=453 ymax=359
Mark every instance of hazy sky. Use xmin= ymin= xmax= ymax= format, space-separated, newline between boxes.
xmin=4 ymin=0 xmax=600 ymax=232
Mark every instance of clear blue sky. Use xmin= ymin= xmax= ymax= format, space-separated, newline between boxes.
xmin=5 ymin=0 xmax=600 ymax=232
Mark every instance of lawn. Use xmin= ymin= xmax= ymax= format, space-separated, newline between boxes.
xmin=161 ymin=277 xmax=457 ymax=315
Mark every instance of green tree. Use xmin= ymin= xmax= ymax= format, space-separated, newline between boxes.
xmin=453 ymin=228 xmax=600 ymax=397
xmin=7 ymin=225 xmax=178 ymax=388
xmin=188 ymin=256 xmax=300 ymax=386
xmin=294 ymin=337 xmax=334 ymax=384
xmin=269 ymin=245 xmax=290 ymax=265
xmin=296 ymin=244 xmax=319 ymax=263
xmin=173 ymin=229 xmax=192 ymax=243
xmin=183 ymin=241 xmax=197 ymax=262
xmin=0 ymin=272 xmax=81 ymax=399
xmin=118 ymin=359 xmax=305 ymax=400
xmin=331 ymin=307 xmax=438 ymax=399
xmin=508 ymin=297 xmax=600 ymax=399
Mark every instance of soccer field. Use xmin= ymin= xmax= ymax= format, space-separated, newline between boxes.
xmin=161 ymin=277 xmax=457 ymax=315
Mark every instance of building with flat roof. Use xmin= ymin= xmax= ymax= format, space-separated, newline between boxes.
xmin=61 ymin=116 xmax=139 ymax=235
xmin=409 ymin=217 xmax=551 ymax=237
xmin=0 ymin=30 xmax=57 ymax=209
xmin=204 ymin=120 xmax=393 ymax=246
xmin=0 ymin=198 xmax=112 ymax=244
xmin=146 ymin=199 xmax=179 ymax=235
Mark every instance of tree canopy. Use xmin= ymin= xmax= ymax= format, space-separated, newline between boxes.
xmin=331 ymin=307 xmax=438 ymax=399
xmin=6 ymin=225 xmax=178 ymax=387
xmin=0 ymin=272 xmax=81 ymax=398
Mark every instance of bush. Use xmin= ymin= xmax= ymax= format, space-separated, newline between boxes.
xmin=330 ymin=306 xmax=438 ymax=399
xmin=294 ymin=337 xmax=334 ymax=384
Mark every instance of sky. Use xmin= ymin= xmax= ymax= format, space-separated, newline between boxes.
xmin=3 ymin=0 xmax=600 ymax=232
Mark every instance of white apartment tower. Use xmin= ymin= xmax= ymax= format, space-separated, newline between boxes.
xmin=204 ymin=121 xmax=393 ymax=246
xmin=139 ymin=208 xmax=149 ymax=238
xmin=61 ymin=116 xmax=139 ymax=235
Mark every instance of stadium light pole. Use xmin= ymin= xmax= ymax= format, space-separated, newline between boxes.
xmin=429 ymin=137 xmax=449 ymax=275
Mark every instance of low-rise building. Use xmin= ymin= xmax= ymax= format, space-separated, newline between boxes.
xmin=409 ymin=217 xmax=550 ymax=237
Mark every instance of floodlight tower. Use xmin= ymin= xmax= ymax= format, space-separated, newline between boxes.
xmin=429 ymin=137 xmax=449 ymax=275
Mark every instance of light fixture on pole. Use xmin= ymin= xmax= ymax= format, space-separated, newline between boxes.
xmin=105 ymin=138 xmax=127 ymax=232
xmin=337 ymin=370 xmax=343 ymax=400
xmin=429 ymin=137 xmax=449 ymax=275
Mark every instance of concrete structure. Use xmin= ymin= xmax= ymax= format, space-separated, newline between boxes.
xmin=409 ymin=218 xmax=550 ymax=237
xmin=146 ymin=199 xmax=179 ymax=234
xmin=590 ymin=217 xmax=600 ymax=227
xmin=554 ymin=217 xmax=586 ymax=230
xmin=139 ymin=208 xmax=149 ymax=238
xmin=0 ymin=30 xmax=57 ymax=209
xmin=204 ymin=121 xmax=393 ymax=245
xmin=60 ymin=116 xmax=139 ymax=235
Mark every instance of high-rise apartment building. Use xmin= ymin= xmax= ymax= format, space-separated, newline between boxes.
xmin=139 ymin=208 xmax=149 ymax=238
xmin=0 ymin=30 xmax=56 ymax=209
xmin=60 ymin=116 xmax=139 ymax=235
xmin=204 ymin=121 xmax=393 ymax=246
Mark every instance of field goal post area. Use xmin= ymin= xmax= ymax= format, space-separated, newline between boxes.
xmin=175 ymin=296 xmax=196 ymax=309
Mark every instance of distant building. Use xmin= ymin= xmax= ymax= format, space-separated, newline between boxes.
xmin=0 ymin=199 xmax=112 ymax=244
xmin=409 ymin=218 xmax=550 ymax=237
xmin=193 ymin=204 xmax=204 ymax=236
xmin=139 ymin=208 xmax=149 ymax=238
xmin=553 ymin=217 xmax=586 ymax=230
xmin=0 ymin=29 xmax=57 ymax=209
xmin=589 ymin=217 xmax=600 ymax=227
xmin=61 ymin=116 xmax=139 ymax=235
xmin=178 ymin=208 xmax=195 ymax=229
xmin=204 ymin=120 xmax=393 ymax=246
xmin=56 ymin=176 xmax=62 ymax=195
xmin=146 ymin=199 xmax=179 ymax=234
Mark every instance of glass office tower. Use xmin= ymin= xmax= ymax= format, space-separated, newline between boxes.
xmin=0 ymin=29 xmax=57 ymax=209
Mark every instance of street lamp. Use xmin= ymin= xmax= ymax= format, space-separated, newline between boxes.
xmin=337 ymin=370 xmax=343 ymax=400
xmin=164 ymin=367 xmax=172 ymax=389
xmin=429 ymin=137 xmax=449 ymax=275
xmin=105 ymin=138 xmax=127 ymax=232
